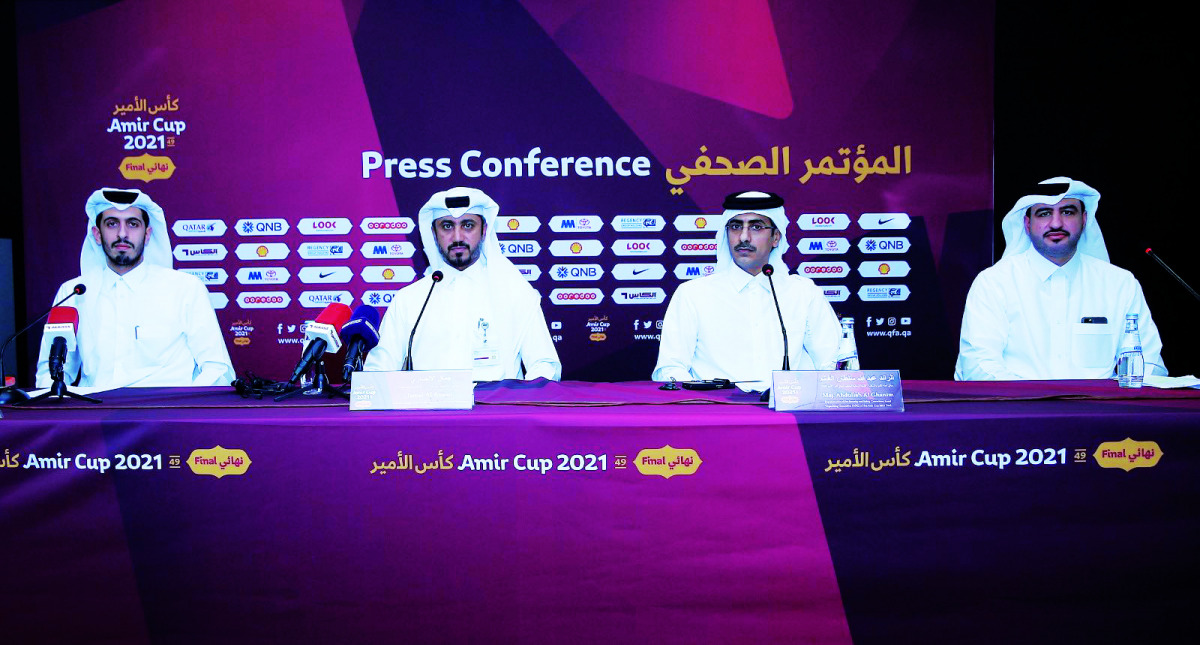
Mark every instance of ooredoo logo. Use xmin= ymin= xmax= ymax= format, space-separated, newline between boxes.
xmin=236 ymin=291 xmax=291 ymax=309
xmin=798 ymin=262 xmax=849 ymax=277
xmin=360 ymin=217 xmax=415 ymax=234
xmin=298 ymin=218 xmax=352 ymax=235
xmin=673 ymin=240 xmax=718 ymax=256
xmin=550 ymin=288 xmax=605 ymax=305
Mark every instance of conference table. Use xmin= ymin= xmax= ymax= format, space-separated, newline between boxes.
xmin=2 ymin=380 xmax=1196 ymax=644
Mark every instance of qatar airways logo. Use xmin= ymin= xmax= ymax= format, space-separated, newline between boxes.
xmin=672 ymin=215 xmax=716 ymax=232
xmin=611 ymin=215 xmax=665 ymax=231
xmin=298 ymin=242 xmax=353 ymax=259
xmin=550 ymin=288 xmax=605 ymax=305
xmin=549 ymin=239 xmax=604 ymax=257
xmin=235 ymin=267 xmax=291 ymax=285
xmin=360 ymin=241 xmax=416 ymax=259
xmin=797 ymin=213 xmax=850 ymax=231
xmin=298 ymin=266 xmax=353 ymax=284
xmin=550 ymin=264 xmax=604 ymax=281
xmin=514 ymin=264 xmax=542 ymax=281
xmin=298 ymin=218 xmax=352 ymax=236
xmin=361 ymin=265 xmax=417 ymax=283
xmin=613 ymin=287 xmax=666 ymax=304
xmin=822 ymin=286 xmax=850 ymax=302
xmin=236 ymin=291 xmax=291 ymax=309
xmin=298 ymin=291 xmax=354 ymax=308
xmin=611 ymin=239 xmax=666 ymax=256
xmin=549 ymin=215 xmax=604 ymax=233
xmin=612 ymin=263 xmax=666 ymax=281
xmin=235 ymin=218 xmax=289 ymax=236
xmin=673 ymin=239 xmax=718 ymax=256
xmin=499 ymin=216 xmax=541 ymax=233
xmin=235 ymin=243 xmax=290 ymax=261
xmin=797 ymin=262 xmax=850 ymax=277
xmin=799 ymin=237 xmax=849 ymax=254
xmin=172 ymin=219 xmax=227 ymax=237
xmin=173 ymin=244 xmax=228 ymax=262
xmin=359 ymin=217 xmax=414 ymax=234
xmin=181 ymin=268 xmax=228 ymax=285
xmin=500 ymin=240 xmax=541 ymax=257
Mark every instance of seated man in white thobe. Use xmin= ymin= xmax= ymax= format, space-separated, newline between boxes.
xmin=955 ymin=177 xmax=1165 ymax=380
xmin=36 ymin=188 xmax=235 ymax=388
xmin=364 ymin=187 xmax=561 ymax=381
xmin=652 ymin=190 xmax=841 ymax=389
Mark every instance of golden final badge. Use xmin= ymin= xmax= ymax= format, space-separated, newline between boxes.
xmin=635 ymin=445 xmax=702 ymax=479
xmin=119 ymin=153 xmax=176 ymax=182
xmin=187 ymin=446 xmax=252 ymax=478
xmin=1093 ymin=438 xmax=1162 ymax=472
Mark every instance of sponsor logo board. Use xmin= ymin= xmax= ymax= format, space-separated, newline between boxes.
xmin=235 ymin=218 xmax=290 ymax=236
xmin=172 ymin=219 xmax=227 ymax=237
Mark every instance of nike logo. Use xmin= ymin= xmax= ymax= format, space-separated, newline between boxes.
xmin=319 ymin=271 xmax=337 ymax=279
xmin=632 ymin=268 xmax=650 ymax=275
xmin=878 ymin=217 xmax=895 ymax=225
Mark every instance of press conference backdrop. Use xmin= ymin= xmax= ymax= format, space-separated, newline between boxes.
xmin=16 ymin=0 xmax=994 ymax=382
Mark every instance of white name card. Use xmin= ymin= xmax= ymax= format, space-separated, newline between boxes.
xmin=771 ymin=370 xmax=904 ymax=412
xmin=350 ymin=370 xmax=475 ymax=411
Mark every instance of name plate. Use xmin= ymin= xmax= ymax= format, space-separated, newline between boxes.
xmin=350 ymin=370 xmax=475 ymax=411
xmin=770 ymin=370 xmax=904 ymax=412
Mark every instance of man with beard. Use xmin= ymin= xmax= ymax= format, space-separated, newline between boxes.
xmin=365 ymin=187 xmax=560 ymax=380
xmin=653 ymin=190 xmax=841 ymax=390
xmin=955 ymin=177 xmax=1165 ymax=380
xmin=35 ymin=188 xmax=234 ymax=388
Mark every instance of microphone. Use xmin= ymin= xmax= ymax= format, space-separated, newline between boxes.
xmin=44 ymin=306 xmax=80 ymax=383
xmin=339 ymin=304 xmax=382 ymax=382
xmin=762 ymin=264 xmax=790 ymax=370
xmin=288 ymin=303 xmax=353 ymax=384
xmin=403 ymin=270 xmax=443 ymax=371
xmin=1145 ymin=248 xmax=1200 ymax=303
xmin=1 ymin=284 xmax=85 ymax=397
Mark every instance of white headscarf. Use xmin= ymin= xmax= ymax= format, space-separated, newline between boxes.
xmin=1000 ymin=177 xmax=1106 ymax=262
xmin=416 ymin=187 xmax=523 ymax=283
xmin=715 ymin=190 xmax=791 ymax=273
xmin=81 ymin=188 xmax=171 ymax=275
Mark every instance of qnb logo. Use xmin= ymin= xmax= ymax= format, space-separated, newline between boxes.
xmin=235 ymin=219 xmax=290 ymax=236
xmin=550 ymin=288 xmax=605 ymax=305
xmin=859 ymin=237 xmax=910 ymax=254
xmin=500 ymin=240 xmax=541 ymax=257
xmin=550 ymin=264 xmax=604 ymax=281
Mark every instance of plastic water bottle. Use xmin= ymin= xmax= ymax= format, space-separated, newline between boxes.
xmin=1116 ymin=313 xmax=1144 ymax=388
xmin=835 ymin=317 xmax=860 ymax=370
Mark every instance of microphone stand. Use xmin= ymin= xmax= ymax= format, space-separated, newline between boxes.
xmin=17 ymin=339 xmax=101 ymax=405
xmin=1 ymin=284 xmax=86 ymax=405
xmin=1146 ymin=248 xmax=1200 ymax=303
xmin=275 ymin=357 xmax=349 ymax=402
xmin=403 ymin=271 xmax=443 ymax=371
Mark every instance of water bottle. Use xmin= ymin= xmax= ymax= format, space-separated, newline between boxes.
xmin=1116 ymin=313 xmax=1144 ymax=388
xmin=835 ymin=317 xmax=860 ymax=370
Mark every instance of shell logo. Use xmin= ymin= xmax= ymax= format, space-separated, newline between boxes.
xmin=256 ymin=246 xmax=269 ymax=257
xmin=570 ymin=242 xmax=583 ymax=254
xmin=879 ymin=263 xmax=891 ymax=275
xmin=695 ymin=217 xmax=708 ymax=229
xmin=507 ymin=218 xmax=519 ymax=230
xmin=382 ymin=268 xmax=395 ymax=280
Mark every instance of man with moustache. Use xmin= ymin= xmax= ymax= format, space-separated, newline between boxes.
xmin=35 ymin=188 xmax=234 ymax=388
xmin=653 ymin=190 xmax=841 ymax=389
xmin=956 ymin=177 xmax=1165 ymax=380
xmin=365 ymin=187 xmax=561 ymax=380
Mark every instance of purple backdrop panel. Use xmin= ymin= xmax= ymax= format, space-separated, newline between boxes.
xmin=1 ymin=402 xmax=851 ymax=644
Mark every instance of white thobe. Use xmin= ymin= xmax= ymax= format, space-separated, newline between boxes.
xmin=652 ymin=269 xmax=842 ymax=387
xmin=956 ymin=248 xmax=1165 ymax=380
xmin=36 ymin=263 xmax=235 ymax=388
xmin=364 ymin=261 xmax=561 ymax=381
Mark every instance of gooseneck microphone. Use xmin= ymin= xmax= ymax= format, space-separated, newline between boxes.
xmin=1146 ymin=248 xmax=1200 ymax=303
xmin=403 ymin=270 xmax=444 ymax=371
xmin=0 ymin=284 xmax=86 ymax=405
xmin=762 ymin=264 xmax=790 ymax=371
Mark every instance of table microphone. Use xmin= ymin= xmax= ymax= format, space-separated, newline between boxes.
xmin=340 ymin=304 xmax=382 ymax=382
xmin=0 ymin=284 xmax=85 ymax=401
xmin=1145 ymin=248 xmax=1200 ymax=303
xmin=762 ymin=264 xmax=790 ymax=370
xmin=44 ymin=306 xmax=80 ymax=382
xmin=288 ymin=303 xmax=353 ymax=384
xmin=403 ymin=270 xmax=443 ymax=371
